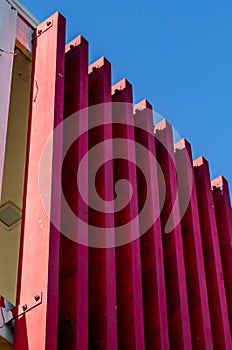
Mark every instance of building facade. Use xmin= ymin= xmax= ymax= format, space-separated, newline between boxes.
xmin=0 ymin=1 xmax=231 ymax=349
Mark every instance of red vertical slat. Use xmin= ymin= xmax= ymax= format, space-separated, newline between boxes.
xmin=14 ymin=13 xmax=65 ymax=350
xmin=211 ymin=176 xmax=232 ymax=335
xmin=193 ymin=157 xmax=232 ymax=349
xmin=58 ymin=36 xmax=89 ymax=349
xmin=174 ymin=139 xmax=213 ymax=349
xmin=134 ymin=100 xmax=169 ymax=349
xmin=211 ymin=176 xmax=232 ymax=333
xmin=88 ymin=57 xmax=118 ymax=350
xmin=112 ymin=79 xmax=145 ymax=350
xmin=154 ymin=120 xmax=192 ymax=349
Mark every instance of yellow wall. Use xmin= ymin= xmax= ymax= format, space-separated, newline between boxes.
xmin=0 ymin=50 xmax=31 ymax=305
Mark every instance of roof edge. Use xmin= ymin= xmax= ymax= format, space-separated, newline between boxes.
xmin=6 ymin=0 xmax=39 ymax=27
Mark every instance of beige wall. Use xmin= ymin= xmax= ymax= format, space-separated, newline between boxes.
xmin=0 ymin=51 xmax=31 ymax=305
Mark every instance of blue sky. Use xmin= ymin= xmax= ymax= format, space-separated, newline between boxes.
xmin=21 ymin=0 xmax=232 ymax=194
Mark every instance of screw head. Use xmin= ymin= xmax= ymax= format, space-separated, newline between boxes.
xmin=22 ymin=304 xmax=27 ymax=311
xmin=63 ymin=317 xmax=72 ymax=326
xmin=34 ymin=295 xmax=40 ymax=302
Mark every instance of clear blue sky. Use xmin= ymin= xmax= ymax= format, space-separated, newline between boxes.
xmin=21 ymin=0 xmax=232 ymax=195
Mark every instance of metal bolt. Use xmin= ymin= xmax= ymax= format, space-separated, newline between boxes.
xmin=22 ymin=304 xmax=27 ymax=311
xmin=63 ymin=317 xmax=72 ymax=326
xmin=34 ymin=295 xmax=40 ymax=302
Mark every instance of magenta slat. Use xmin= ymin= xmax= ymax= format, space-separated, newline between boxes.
xmin=154 ymin=120 xmax=192 ymax=349
xmin=112 ymin=80 xmax=145 ymax=350
xmin=58 ymin=36 xmax=89 ymax=350
xmin=175 ymin=139 xmax=213 ymax=349
xmin=14 ymin=13 xmax=66 ymax=350
xmin=10 ymin=8 xmax=232 ymax=350
xmin=134 ymin=100 xmax=169 ymax=349
xmin=211 ymin=176 xmax=232 ymax=335
xmin=193 ymin=157 xmax=232 ymax=349
xmin=88 ymin=57 xmax=118 ymax=350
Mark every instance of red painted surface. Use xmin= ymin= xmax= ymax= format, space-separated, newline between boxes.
xmin=4 ymin=8 xmax=231 ymax=350
xmin=134 ymin=101 xmax=169 ymax=349
xmin=0 ymin=296 xmax=5 ymax=308
xmin=175 ymin=140 xmax=213 ymax=349
xmin=88 ymin=57 xmax=118 ymax=350
xmin=211 ymin=176 xmax=232 ymax=335
xmin=154 ymin=120 xmax=192 ymax=349
xmin=112 ymin=79 xmax=145 ymax=350
xmin=58 ymin=36 xmax=89 ymax=350
xmin=193 ymin=157 xmax=232 ymax=349
xmin=14 ymin=13 xmax=66 ymax=350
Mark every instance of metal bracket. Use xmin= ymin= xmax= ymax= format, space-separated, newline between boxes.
xmin=32 ymin=20 xmax=53 ymax=40
xmin=2 ymin=293 xmax=43 ymax=324
xmin=89 ymin=66 xmax=100 ymax=78
xmin=59 ymin=316 xmax=74 ymax=334
xmin=112 ymin=88 xmax=122 ymax=97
